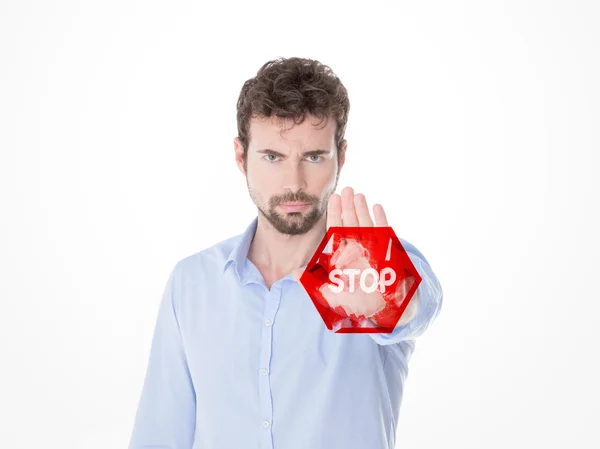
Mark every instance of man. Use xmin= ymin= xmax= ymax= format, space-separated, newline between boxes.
xmin=128 ymin=56 xmax=443 ymax=449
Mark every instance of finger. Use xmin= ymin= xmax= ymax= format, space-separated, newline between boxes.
xmin=373 ymin=203 xmax=389 ymax=227
xmin=353 ymin=193 xmax=374 ymax=227
xmin=327 ymin=193 xmax=342 ymax=230
xmin=341 ymin=186 xmax=359 ymax=226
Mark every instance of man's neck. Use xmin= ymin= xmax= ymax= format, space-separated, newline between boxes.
xmin=247 ymin=213 xmax=327 ymax=285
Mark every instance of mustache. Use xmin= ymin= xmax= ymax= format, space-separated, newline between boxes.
xmin=270 ymin=192 xmax=317 ymax=207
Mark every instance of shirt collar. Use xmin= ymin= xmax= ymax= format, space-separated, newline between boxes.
xmin=222 ymin=216 xmax=258 ymax=279
xmin=222 ymin=215 xmax=330 ymax=283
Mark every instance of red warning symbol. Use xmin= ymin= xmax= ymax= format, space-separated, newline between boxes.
xmin=299 ymin=227 xmax=422 ymax=333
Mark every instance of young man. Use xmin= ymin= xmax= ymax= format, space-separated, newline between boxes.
xmin=128 ymin=57 xmax=443 ymax=449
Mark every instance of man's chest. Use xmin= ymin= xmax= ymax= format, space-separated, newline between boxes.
xmin=177 ymin=283 xmax=387 ymax=394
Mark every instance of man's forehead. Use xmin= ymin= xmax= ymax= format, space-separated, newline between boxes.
xmin=251 ymin=117 xmax=334 ymax=145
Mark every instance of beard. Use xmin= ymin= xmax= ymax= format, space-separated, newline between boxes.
xmin=246 ymin=173 xmax=339 ymax=236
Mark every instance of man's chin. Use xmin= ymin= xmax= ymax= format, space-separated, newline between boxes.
xmin=269 ymin=215 xmax=315 ymax=235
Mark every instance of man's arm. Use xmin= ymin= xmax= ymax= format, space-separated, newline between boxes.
xmin=368 ymin=250 xmax=443 ymax=346
xmin=128 ymin=264 xmax=197 ymax=449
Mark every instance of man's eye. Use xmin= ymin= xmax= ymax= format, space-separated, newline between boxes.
xmin=307 ymin=155 xmax=323 ymax=163
xmin=264 ymin=154 xmax=279 ymax=162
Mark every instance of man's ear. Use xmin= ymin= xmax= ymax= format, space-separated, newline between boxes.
xmin=233 ymin=137 xmax=246 ymax=176
xmin=339 ymin=139 xmax=347 ymax=171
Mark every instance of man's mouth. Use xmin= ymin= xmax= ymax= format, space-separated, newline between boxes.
xmin=279 ymin=202 xmax=311 ymax=212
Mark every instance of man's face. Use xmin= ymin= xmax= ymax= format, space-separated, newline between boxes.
xmin=234 ymin=114 xmax=345 ymax=236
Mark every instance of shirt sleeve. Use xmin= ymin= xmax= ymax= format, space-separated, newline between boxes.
xmin=368 ymin=250 xmax=444 ymax=346
xmin=128 ymin=263 xmax=197 ymax=449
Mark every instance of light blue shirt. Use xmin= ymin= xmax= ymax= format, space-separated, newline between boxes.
xmin=128 ymin=217 xmax=443 ymax=449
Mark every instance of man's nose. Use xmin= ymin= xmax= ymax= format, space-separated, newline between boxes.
xmin=282 ymin=162 xmax=307 ymax=193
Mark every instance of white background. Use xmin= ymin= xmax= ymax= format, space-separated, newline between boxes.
xmin=1 ymin=1 xmax=599 ymax=448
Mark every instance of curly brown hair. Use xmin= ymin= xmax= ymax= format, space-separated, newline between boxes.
xmin=236 ymin=56 xmax=350 ymax=167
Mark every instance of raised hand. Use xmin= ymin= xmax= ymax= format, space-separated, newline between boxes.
xmin=293 ymin=187 xmax=393 ymax=320
xmin=293 ymin=186 xmax=389 ymax=281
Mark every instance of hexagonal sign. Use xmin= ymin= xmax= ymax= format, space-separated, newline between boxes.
xmin=299 ymin=226 xmax=422 ymax=333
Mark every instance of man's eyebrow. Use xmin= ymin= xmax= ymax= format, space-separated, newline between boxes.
xmin=257 ymin=149 xmax=330 ymax=157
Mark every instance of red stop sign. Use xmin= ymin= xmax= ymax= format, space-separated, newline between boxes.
xmin=299 ymin=227 xmax=422 ymax=333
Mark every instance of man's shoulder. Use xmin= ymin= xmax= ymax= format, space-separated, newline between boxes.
xmin=172 ymin=232 xmax=244 ymax=276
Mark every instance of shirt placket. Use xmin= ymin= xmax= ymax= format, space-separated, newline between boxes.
xmin=258 ymin=282 xmax=283 ymax=449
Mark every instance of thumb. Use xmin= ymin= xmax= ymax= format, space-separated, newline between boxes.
xmin=292 ymin=268 xmax=305 ymax=282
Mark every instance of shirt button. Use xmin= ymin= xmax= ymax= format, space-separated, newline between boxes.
xmin=262 ymin=420 xmax=270 ymax=428
xmin=264 ymin=319 xmax=272 ymax=327
xmin=260 ymin=368 xmax=269 ymax=376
